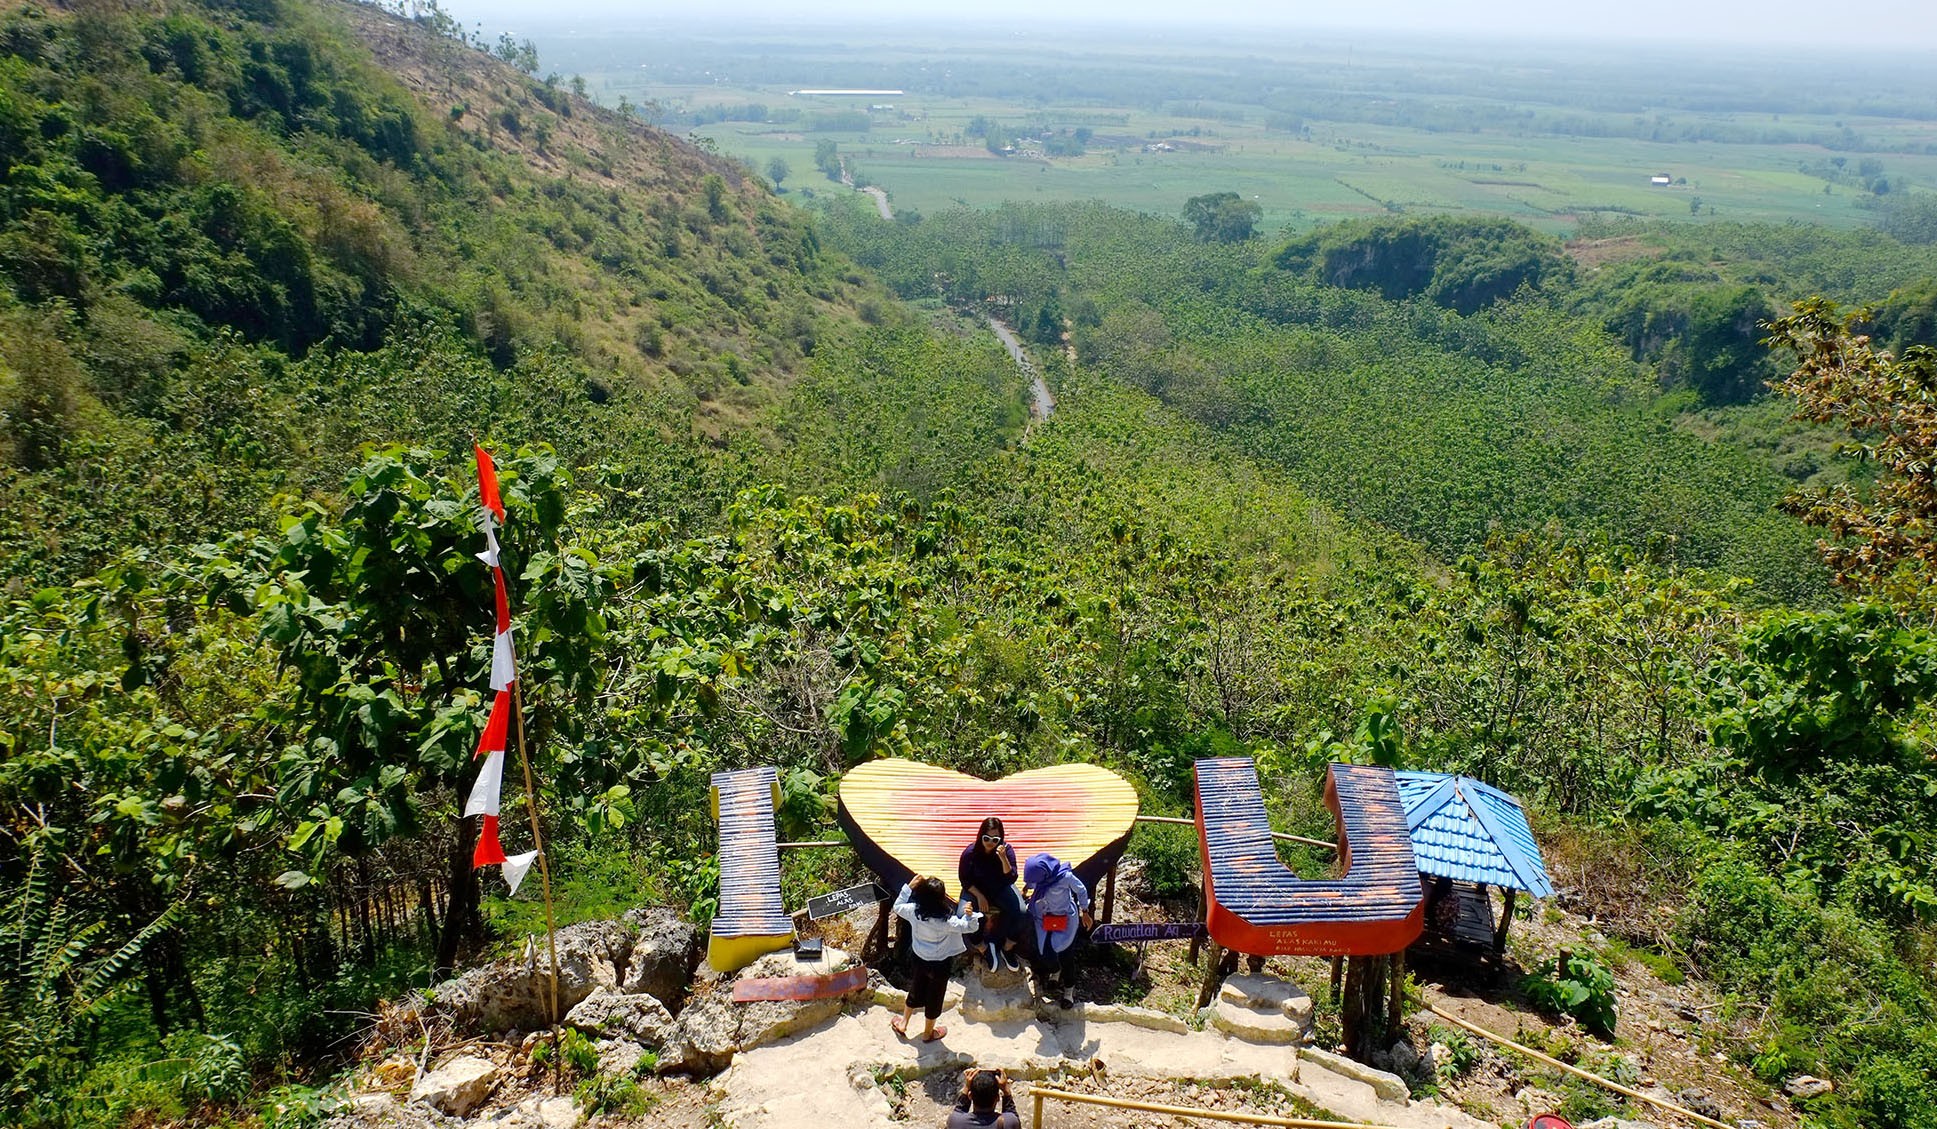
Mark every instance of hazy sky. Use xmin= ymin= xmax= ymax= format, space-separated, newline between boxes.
xmin=441 ymin=0 xmax=1937 ymax=52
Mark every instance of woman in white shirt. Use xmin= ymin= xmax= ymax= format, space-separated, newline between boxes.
xmin=891 ymin=874 xmax=981 ymax=1042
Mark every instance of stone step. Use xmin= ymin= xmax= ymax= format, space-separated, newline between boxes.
xmin=717 ymin=996 xmax=1492 ymax=1129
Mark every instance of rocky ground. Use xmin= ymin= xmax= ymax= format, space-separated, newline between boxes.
xmin=322 ymin=861 xmax=1826 ymax=1129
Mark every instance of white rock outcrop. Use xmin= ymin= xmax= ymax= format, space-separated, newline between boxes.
xmin=409 ymin=1055 xmax=499 ymax=1117
xmin=563 ymin=987 xmax=676 ymax=1045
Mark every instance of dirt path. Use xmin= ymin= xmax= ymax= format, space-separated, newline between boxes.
xmin=861 ymin=185 xmax=892 ymax=220
xmin=988 ymin=317 xmax=1056 ymax=423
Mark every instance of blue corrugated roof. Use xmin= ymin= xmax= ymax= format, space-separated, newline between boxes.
xmin=1392 ymin=771 xmax=1554 ymax=898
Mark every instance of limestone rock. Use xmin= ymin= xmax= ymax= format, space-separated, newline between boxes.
xmin=431 ymin=919 xmax=640 ymax=1033
xmin=621 ymin=907 xmax=701 ymax=1006
xmin=962 ymin=970 xmax=1036 ymax=1023
xmin=597 ymin=1037 xmax=646 ymax=1078
xmin=322 ymin=1092 xmax=440 ymax=1129
xmin=564 ymin=987 xmax=675 ymax=1045
xmin=661 ymin=946 xmax=867 ymax=1077
xmin=1514 ymin=1086 xmax=1565 ymax=1115
xmin=1218 ymin=973 xmax=1315 ymax=1025
xmin=1205 ymin=996 xmax=1308 ymax=1044
xmin=409 ymin=1055 xmax=498 ymax=1117
xmin=479 ymin=1095 xmax=579 ymax=1128
xmin=1676 ymin=1087 xmax=1724 ymax=1120
xmin=1206 ymin=972 xmax=1313 ymax=1046
xmin=1784 ymin=1075 xmax=1834 ymax=1099
xmin=1383 ymin=1039 xmax=1420 ymax=1074
xmin=1300 ymin=1046 xmax=1410 ymax=1102
xmin=1082 ymin=1002 xmax=1191 ymax=1034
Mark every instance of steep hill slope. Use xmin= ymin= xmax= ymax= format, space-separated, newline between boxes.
xmin=0 ymin=0 xmax=1018 ymax=581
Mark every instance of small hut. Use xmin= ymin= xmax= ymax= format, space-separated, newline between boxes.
xmin=1393 ymin=772 xmax=1553 ymax=959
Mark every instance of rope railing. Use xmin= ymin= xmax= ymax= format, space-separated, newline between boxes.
xmin=1027 ymin=1085 xmax=1394 ymax=1129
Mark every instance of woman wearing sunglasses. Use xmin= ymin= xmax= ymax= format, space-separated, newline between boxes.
xmin=957 ymin=817 xmax=1025 ymax=972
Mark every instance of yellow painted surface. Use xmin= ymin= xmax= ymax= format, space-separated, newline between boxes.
xmin=706 ymin=930 xmax=794 ymax=974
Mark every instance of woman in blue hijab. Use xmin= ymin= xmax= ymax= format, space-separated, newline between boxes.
xmin=1022 ymin=853 xmax=1092 ymax=1009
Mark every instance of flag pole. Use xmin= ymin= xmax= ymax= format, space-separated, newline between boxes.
xmin=472 ymin=440 xmax=563 ymax=1086
xmin=509 ymin=679 xmax=563 ymax=1088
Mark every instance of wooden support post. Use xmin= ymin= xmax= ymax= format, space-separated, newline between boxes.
xmin=1196 ymin=941 xmax=1226 ymax=1009
xmin=1494 ymin=888 xmax=1516 ymax=954
xmin=1339 ymin=957 xmax=1365 ymax=1058
xmin=865 ymin=900 xmax=892 ymax=962
xmin=1032 ymin=1087 xmax=1045 ymax=1128
xmin=1329 ymin=955 xmax=1343 ymax=1003
xmin=1188 ymin=871 xmax=1207 ymax=965
xmin=1102 ymin=860 xmax=1118 ymax=924
xmin=1387 ymin=950 xmax=1405 ymax=1035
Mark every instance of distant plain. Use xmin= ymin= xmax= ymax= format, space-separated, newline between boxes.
xmin=536 ymin=23 xmax=1937 ymax=235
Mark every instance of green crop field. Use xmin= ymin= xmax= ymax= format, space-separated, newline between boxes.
xmin=543 ymin=25 xmax=1937 ymax=237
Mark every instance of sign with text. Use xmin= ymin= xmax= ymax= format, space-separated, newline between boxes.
xmin=806 ymin=882 xmax=891 ymax=921
xmin=1091 ymin=921 xmax=1205 ymax=945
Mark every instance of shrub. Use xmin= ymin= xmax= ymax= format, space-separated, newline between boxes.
xmin=1522 ymin=951 xmax=1617 ymax=1039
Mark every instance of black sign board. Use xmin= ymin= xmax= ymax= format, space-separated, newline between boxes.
xmin=1091 ymin=921 xmax=1205 ymax=945
xmin=806 ymin=882 xmax=891 ymax=921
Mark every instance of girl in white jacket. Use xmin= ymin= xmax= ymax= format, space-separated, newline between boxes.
xmin=891 ymin=874 xmax=981 ymax=1042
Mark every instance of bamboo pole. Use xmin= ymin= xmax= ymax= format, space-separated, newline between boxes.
xmin=508 ymin=685 xmax=562 ymax=1096
xmin=510 ymin=682 xmax=562 ymax=1036
xmin=1027 ymin=1086 xmax=1398 ymax=1129
xmin=1135 ymin=814 xmax=1335 ymax=852
xmin=1426 ymin=1005 xmax=1737 ymax=1129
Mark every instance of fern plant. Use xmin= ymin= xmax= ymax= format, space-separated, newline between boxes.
xmin=1 ymin=841 xmax=180 ymax=1123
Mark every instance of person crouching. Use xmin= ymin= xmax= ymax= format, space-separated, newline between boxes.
xmin=891 ymin=874 xmax=981 ymax=1043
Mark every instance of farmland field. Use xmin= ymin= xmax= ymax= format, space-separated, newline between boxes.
xmin=534 ymin=21 xmax=1937 ymax=236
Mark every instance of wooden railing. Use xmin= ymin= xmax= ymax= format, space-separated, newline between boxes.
xmin=1026 ymin=1086 xmax=1396 ymax=1129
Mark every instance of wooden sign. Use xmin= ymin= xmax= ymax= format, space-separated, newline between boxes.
xmin=806 ymin=881 xmax=890 ymax=921
xmin=732 ymin=964 xmax=869 ymax=1003
xmin=1091 ymin=921 xmax=1205 ymax=944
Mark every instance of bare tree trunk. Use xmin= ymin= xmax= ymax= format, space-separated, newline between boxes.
xmin=435 ymin=819 xmax=481 ymax=978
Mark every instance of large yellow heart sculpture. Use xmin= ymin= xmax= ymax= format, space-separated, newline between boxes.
xmin=836 ymin=759 xmax=1141 ymax=899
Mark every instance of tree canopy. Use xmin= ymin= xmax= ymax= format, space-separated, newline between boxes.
xmin=1183 ymin=192 xmax=1263 ymax=243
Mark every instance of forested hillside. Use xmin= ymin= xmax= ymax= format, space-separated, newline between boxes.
xmin=2 ymin=2 xmax=1936 ymax=1128
xmin=819 ymin=202 xmax=1830 ymax=602
xmin=0 ymin=0 xmax=1025 ymax=585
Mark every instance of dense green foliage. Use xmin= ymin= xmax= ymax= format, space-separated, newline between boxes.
xmin=1274 ymin=215 xmax=1571 ymax=315
xmin=820 ymin=200 xmax=1825 ymax=601
xmin=0 ymin=0 xmax=871 ymax=582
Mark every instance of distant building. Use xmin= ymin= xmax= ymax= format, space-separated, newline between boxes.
xmin=1650 ymin=173 xmax=1673 ymax=186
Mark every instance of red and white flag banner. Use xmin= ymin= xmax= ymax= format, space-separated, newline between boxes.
xmin=466 ymin=445 xmax=537 ymax=894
